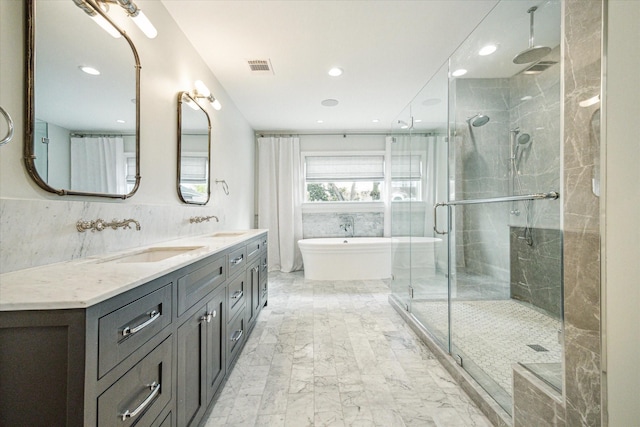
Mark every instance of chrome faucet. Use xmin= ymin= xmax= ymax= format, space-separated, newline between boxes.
xmin=76 ymin=218 xmax=141 ymax=232
xmin=190 ymin=215 xmax=219 ymax=224
xmin=339 ymin=215 xmax=355 ymax=237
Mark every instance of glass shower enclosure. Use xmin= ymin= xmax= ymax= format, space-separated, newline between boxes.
xmin=390 ymin=0 xmax=562 ymax=416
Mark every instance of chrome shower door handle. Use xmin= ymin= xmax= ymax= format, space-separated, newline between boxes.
xmin=433 ymin=202 xmax=449 ymax=235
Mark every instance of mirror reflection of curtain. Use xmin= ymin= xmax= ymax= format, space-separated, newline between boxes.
xmin=257 ymin=136 xmax=304 ymax=272
xmin=70 ymin=136 xmax=126 ymax=193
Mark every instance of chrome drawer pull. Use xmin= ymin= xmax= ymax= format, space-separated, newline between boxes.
xmin=120 ymin=382 xmax=160 ymax=421
xmin=122 ymin=310 xmax=160 ymax=337
xmin=230 ymin=255 xmax=244 ymax=265
xmin=230 ymin=329 xmax=243 ymax=342
xmin=253 ymin=266 xmax=259 ymax=273
xmin=231 ymin=290 xmax=243 ymax=300
xmin=200 ymin=310 xmax=217 ymax=323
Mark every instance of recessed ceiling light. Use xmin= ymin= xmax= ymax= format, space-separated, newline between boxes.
xmin=317 ymin=120 xmax=324 ymax=124
xmin=451 ymin=69 xmax=467 ymax=77
xmin=479 ymin=44 xmax=497 ymax=56
xmin=328 ymin=67 xmax=343 ymax=77
xmin=116 ymin=119 xmax=125 ymax=124
xmin=321 ymin=99 xmax=339 ymax=107
xmin=372 ymin=119 xmax=379 ymax=123
xmin=414 ymin=119 xmax=423 ymax=123
xmin=79 ymin=66 xmax=100 ymax=75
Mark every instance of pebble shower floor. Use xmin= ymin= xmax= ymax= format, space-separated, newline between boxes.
xmin=202 ymin=271 xmax=491 ymax=426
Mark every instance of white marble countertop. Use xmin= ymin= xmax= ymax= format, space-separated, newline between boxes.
xmin=0 ymin=229 xmax=267 ymax=311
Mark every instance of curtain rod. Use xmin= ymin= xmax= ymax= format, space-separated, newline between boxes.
xmin=255 ymin=132 xmax=443 ymax=138
xmin=70 ymin=133 xmax=135 ymax=137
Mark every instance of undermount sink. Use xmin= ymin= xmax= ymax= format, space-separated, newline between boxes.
xmin=102 ymin=246 xmax=205 ymax=263
xmin=211 ymin=231 xmax=247 ymax=238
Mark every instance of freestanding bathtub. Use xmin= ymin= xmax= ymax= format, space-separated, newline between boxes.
xmin=298 ymin=236 xmax=442 ymax=281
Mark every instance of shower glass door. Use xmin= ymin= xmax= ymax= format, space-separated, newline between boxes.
xmin=446 ymin=0 xmax=563 ymax=415
xmin=404 ymin=64 xmax=450 ymax=352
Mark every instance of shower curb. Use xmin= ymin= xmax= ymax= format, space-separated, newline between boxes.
xmin=388 ymin=294 xmax=512 ymax=427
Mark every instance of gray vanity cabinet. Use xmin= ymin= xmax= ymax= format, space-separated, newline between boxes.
xmin=0 ymin=231 xmax=268 ymax=427
xmin=176 ymin=286 xmax=226 ymax=427
xmin=259 ymin=251 xmax=268 ymax=307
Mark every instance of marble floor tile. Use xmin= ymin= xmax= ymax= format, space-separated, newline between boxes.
xmin=202 ymin=271 xmax=491 ymax=426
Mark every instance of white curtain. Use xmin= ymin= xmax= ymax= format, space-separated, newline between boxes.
xmin=70 ymin=136 xmax=126 ymax=193
xmin=257 ymin=136 xmax=304 ymax=272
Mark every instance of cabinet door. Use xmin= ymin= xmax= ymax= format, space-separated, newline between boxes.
xmin=176 ymin=306 xmax=207 ymax=427
xmin=259 ymin=252 xmax=268 ymax=307
xmin=206 ymin=289 xmax=226 ymax=402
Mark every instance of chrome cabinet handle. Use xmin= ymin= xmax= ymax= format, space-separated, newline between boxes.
xmin=230 ymin=255 xmax=244 ymax=265
xmin=261 ymin=263 xmax=267 ymax=271
xmin=120 ymin=382 xmax=160 ymax=421
xmin=231 ymin=290 xmax=243 ymax=300
xmin=253 ymin=266 xmax=259 ymax=273
xmin=122 ymin=310 xmax=160 ymax=336
xmin=231 ymin=329 xmax=243 ymax=342
xmin=200 ymin=310 xmax=217 ymax=323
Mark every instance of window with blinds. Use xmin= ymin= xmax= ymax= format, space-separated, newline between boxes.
xmin=304 ymin=154 xmax=384 ymax=202
xmin=390 ymin=154 xmax=423 ymax=201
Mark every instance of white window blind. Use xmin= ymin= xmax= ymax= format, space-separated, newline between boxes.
xmin=391 ymin=155 xmax=422 ymax=179
xmin=305 ymin=155 xmax=385 ymax=181
xmin=181 ymin=156 xmax=208 ymax=182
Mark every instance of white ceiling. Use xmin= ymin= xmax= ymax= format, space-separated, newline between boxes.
xmin=161 ymin=0 xmax=506 ymax=132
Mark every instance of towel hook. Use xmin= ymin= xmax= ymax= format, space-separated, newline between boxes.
xmin=0 ymin=106 xmax=15 ymax=147
xmin=215 ymin=179 xmax=229 ymax=195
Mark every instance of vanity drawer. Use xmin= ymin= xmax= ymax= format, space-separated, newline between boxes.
xmin=98 ymin=285 xmax=172 ymax=378
xmin=177 ymin=255 xmax=226 ymax=316
xmin=227 ymin=246 xmax=247 ymax=278
xmin=246 ymin=238 xmax=262 ymax=262
xmin=98 ymin=337 xmax=172 ymax=427
xmin=227 ymin=271 xmax=247 ymax=321
xmin=227 ymin=309 xmax=246 ymax=367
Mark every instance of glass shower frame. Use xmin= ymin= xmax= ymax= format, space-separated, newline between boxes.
xmin=389 ymin=0 xmax=563 ymax=416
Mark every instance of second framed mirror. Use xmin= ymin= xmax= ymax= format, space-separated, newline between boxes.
xmin=177 ymin=92 xmax=211 ymax=205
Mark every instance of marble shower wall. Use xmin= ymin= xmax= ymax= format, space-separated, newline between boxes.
xmin=453 ymin=48 xmax=562 ymax=289
xmin=562 ymin=0 xmax=602 ymax=425
xmin=302 ymin=212 xmax=383 ymax=238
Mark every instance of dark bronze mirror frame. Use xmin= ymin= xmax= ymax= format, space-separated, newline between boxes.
xmin=177 ymin=91 xmax=212 ymax=205
xmin=24 ymin=0 xmax=141 ymax=199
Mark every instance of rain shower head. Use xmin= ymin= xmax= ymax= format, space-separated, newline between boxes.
xmin=513 ymin=6 xmax=551 ymax=64
xmin=467 ymin=113 xmax=490 ymax=127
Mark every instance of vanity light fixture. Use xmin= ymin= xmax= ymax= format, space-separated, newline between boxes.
xmin=193 ymin=80 xmax=222 ymax=111
xmin=114 ymin=0 xmax=158 ymax=39
xmin=72 ymin=0 xmax=121 ymax=38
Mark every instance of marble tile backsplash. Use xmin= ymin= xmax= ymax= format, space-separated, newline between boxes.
xmin=302 ymin=212 xmax=383 ymax=238
xmin=0 ymin=198 xmax=228 ymax=274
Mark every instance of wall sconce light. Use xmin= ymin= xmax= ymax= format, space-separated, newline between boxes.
xmin=73 ymin=0 xmax=158 ymax=39
xmin=193 ymin=80 xmax=222 ymax=111
xmin=72 ymin=0 xmax=122 ymax=38
xmin=115 ymin=0 xmax=158 ymax=39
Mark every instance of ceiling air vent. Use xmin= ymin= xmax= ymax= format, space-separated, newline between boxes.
xmin=522 ymin=60 xmax=558 ymax=75
xmin=247 ymin=59 xmax=274 ymax=74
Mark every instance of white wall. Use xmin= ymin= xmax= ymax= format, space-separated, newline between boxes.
xmin=0 ymin=1 xmax=255 ymax=272
xmin=602 ymin=0 xmax=640 ymax=424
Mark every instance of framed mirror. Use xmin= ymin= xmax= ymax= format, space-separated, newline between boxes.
xmin=25 ymin=0 xmax=140 ymax=199
xmin=177 ymin=92 xmax=211 ymax=205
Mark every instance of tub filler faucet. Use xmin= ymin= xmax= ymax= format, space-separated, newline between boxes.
xmin=339 ymin=215 xmax=354 ymax=237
